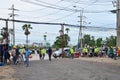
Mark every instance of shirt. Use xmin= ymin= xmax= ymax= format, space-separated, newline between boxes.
xmin=25 ymin=50 xmax=31 ymax=57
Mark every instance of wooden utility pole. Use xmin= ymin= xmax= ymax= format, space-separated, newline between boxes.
xmin=6 ymin=19 xmax=9 ymax=50
xmin=61 ymin=24 xmax=64 ymax=58
xmin=117 ymin=0 xmax=120 ymax=47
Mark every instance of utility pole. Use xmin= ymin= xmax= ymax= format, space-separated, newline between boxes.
xmin=6 ymin=19 xmax=9 ymax=50
xmin=78 ymin=9 xmax=83 ymax=49
xmin=61 ymin=24 xmax=64 ymax=58
xmin=8 ymin=4 xmax=18 ymax=45
xmin=117 ymin=0 xmax=120 ymax=47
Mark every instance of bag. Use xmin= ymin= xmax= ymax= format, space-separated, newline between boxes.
xmin=29 ymin=54 xmax=33 ymax=58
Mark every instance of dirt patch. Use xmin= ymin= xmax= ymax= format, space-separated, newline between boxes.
xmin=76 ymin=57 xmax=120 ymax=66
xmin=0 ymin=66 xmax=16 ymax=80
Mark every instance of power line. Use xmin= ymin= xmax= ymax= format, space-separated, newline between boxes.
xmin=16 ymin=9 xmax=112 ymax=24
xmin=30 ymin=0 xmax=82 ymax=19
xmin=21 ymin=0 xmax=112 ymax=13
xmin=46 ymin=12 xmax=77 ymax=22
xmin=0 ymin=18 xmax=116 ymax=30
xmin=83 ymin=0 xmax=99 ymax=9
xmin=20 ymin=0 xmax=75 ymax=12
xmin=20 ymin=0 xmax=63 ymax=12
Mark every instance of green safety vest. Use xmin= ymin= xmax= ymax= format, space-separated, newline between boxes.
xmin=19 ymin=48 xmax=24 ymax=54
xmin=41 ymin=49 xmax=46 ymax=54
xmin=94 ymin=48 xmax=99 ymax=53
xmin=83 ymin=48 xmax=88 ymax=53
xmin=70 ymin=48 xmax=74 ymax=54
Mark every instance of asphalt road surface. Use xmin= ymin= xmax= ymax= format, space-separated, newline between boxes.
xmin=11 ymin=58 xmax=120 ymax=80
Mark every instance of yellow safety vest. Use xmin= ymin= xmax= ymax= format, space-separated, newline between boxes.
xmin=70 ymin=48 xmax=74 ymax=54
xmin=41 ymin=49 xmax=46 ymax=54
xmin=94 ymin=48 xmax=99 ymax=53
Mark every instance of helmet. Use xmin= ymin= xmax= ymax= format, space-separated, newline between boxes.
xmin=13 ymin=46 xmax=16 ymax=49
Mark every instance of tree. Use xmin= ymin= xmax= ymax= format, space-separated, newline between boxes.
xmin=53 ymin=29 xmax=70 ymax=48
xmin=81 ymin=34 xmax=117 ymax=48
xmin=95 ymin=38 xmax=102 ymax=47
xmin=1 ymin=27 xmax=7 ymax=39
xmin=106 ymin=36 xmax=116 ymax=47
xmin=22 ymin=24 xmax=32 ymax=46
xmin=82 ymin=35 xmax=95 ymax=47
xmin=65 ymin=28 xmax=70 ymax=34
xmin=89 ymin=36 xmax=95 ymax=46
xmin=64 ymin=34 xmax=70 ymax=47
xmin=82 ymin=34 xmax=91 ymax=47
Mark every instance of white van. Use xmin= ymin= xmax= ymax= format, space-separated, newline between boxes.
xmin=53 ymin=48 xmax=70 ymax=58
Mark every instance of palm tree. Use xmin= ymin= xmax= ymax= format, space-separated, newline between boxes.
xmin=65 ymin=28 xmax=70 ymax=46
xmin=22 ymin=24 xmax=32 ymax=46
xmin=1 ymin=27 xmax=7 ymax=39
xmin=65 ymin=28 xmax=70 ymax=34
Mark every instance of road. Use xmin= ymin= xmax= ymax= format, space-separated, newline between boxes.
xmin=11 ymin=57 xmax=120 ymax=80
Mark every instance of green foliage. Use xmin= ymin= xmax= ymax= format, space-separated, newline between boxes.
xmin=53 ymin=28 xmax=70 ymax=48
xmin=82 ymin=35 xmax=95 ymax=47
xmin=22 ymin=24 xmax=32 ymax=46
xmin=65 ymin=28 xmax=70 ymax=34
xmin=1 ymin=27 xmax=8 ymax=39
xmin=52 ymin=27 xmax=117 ymax=48
xmin=52 ymin=34 xmax=70 ymax=48
xmin=106 ymin=36 xmax=116 ymax=47
xmin=22 ymin=24 xmax=32 ymax=36
xmin=82 ymin=34 xmax=116 ymax=47
xmin=95 ymin=38 xmax=102 ymax=47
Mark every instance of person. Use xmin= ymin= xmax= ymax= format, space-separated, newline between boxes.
xmin=89 ymin=46 xmax=93 ymax=57
xmin=15 ymin=47 xmax=20 ymax=63
xmin=41 ymin=48 xmax=46 ymax=60
xmin=70 ymin=47 xmax=74 ymax=59
xmin=83 ymin=47 xmax=88 ymax=57
xmin=0 ymin=45 xmax=3 ymax=63
xmin=19 ymin=46 xmax=25 ymax=63
xmin=94 ymin=46 xmax=99 ymax=57
xmin=3 ymin=48 xmax=10 ymax=64
xmin=113 ymin=47 xmax=118 ymax=60
xmin=105 ymin=46 xmax=108 ymax=56
xmin=25 ymin=48 xmax=31 ymax=67
xmin=47 ymin=47 xmax=52 ymax=61
xmin=11 ymin=46 xmax=17 ymax=64
xmin=38 ymin=48 xmax=42 ymax=60
xmin=108 ymin=46 xmax=114 ymax=59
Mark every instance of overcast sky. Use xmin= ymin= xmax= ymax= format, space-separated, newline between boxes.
xmin=0 ymin=0 xmax=117 ymax=46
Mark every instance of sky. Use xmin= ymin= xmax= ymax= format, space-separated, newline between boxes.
xmin=0 ymin=0 xmax=117 ymax=46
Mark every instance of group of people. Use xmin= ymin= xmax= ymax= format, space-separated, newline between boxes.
xmin=36 ymin=47 xmax=53 ymax=61
xmin=81 ymin=45 xmax=120 ymax=60
xmin=0 ymin=44 xmax=53 ymax=67
xmin=0 ymin=45 xmax=32 ymax=67
xmin=1 ymin=44 xmax=120 ymax=67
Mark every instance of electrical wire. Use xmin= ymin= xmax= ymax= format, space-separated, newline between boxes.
xmin=20 ymin=0 xmax=75 ymax=12
xmin=30 ymin=0 xmax=82 ymax=19
xmin=46 ymin=12 xmax=77 ymax=22
xmin=20 ymin=0 xmax=63 ymax=12
xmin=17 ymin=0 xmax=113 ymax=21
xmin=83 ymin=0 xmax=99 ymax=9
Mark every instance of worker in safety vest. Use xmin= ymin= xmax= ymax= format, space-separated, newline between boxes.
xmin=94 ymin=46 xmax=99 ymax=57
xmin=41 ymin=48 xmax=46 ymax=60
xmin=70 ymin=47 xmax=74 ymax=59
xmin=83 ymin=47 xmax=88 ymax=56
